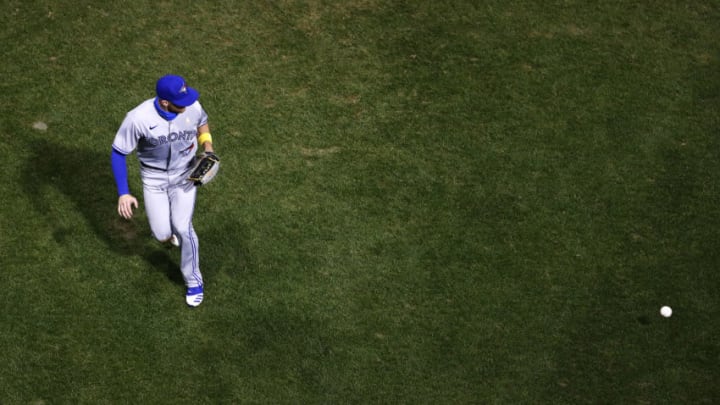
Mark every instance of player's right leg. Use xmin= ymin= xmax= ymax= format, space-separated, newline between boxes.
xmin=141 ymin=172 xmax=173 ymax=243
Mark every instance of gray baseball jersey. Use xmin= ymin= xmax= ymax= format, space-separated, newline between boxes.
xmin=113 ymin=98 xmax=208 ymax=171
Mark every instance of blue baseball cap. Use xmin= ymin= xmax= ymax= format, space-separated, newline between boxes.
xmin=156 ymin=74 xmax=199 ymax=107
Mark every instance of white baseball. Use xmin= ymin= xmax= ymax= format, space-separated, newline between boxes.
xmin=660 ymin=306 xmax=672 ymax=318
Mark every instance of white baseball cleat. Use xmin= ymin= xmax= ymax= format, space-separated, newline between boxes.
xmin=170 ymin=234 xmax=180 ymax=247
xmin=186 ymin=285 xmax=204 ymax=307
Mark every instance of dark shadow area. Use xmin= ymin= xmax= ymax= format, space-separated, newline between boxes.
xmin=22 ymin=138 xmax=183 ymax=285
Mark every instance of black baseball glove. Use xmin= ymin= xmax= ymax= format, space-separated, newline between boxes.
xmin=188 ymin=152 xmax=220 ymax=185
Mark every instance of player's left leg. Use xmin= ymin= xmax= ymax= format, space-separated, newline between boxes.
xmin=168 ymin=181 xmax=203 ymax=290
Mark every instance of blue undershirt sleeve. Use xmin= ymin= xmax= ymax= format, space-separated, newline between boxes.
xmin=111 ymin=148 xmax=130 ymax=196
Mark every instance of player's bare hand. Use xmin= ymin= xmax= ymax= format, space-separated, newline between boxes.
xmin=118 ymin=194 xmax=139 ymax=219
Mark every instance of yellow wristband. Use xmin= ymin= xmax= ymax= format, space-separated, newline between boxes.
xmin=198 ymin=132 xmax=213 ymax=146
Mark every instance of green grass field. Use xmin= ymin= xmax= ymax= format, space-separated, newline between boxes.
xmin=2 ymin=1 xmax=719 ymax=403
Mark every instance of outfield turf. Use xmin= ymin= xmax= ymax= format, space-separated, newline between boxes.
xmin=1 ymin=1 xmax=719 ymax=403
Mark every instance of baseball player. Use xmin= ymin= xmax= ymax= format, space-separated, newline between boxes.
xmin=110 ymin=74 xmax=216 ymax=307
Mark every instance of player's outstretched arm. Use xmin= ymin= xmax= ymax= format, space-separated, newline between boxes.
xmin=118 ymin=194 xmax=139 ymax=219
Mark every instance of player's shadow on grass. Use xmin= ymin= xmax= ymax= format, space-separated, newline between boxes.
xmin=23 ymin=139 xmax=183 ymax=286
